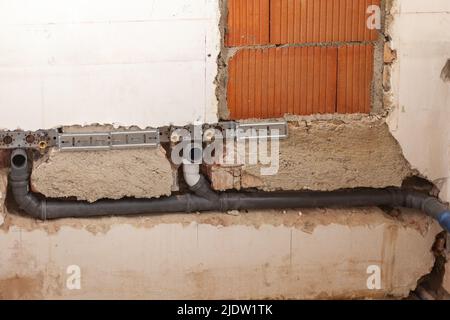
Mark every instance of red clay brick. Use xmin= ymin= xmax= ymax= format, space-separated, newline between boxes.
xmin=337 ymin=44 xmax=374 ymax=114
xmin=269 ymin=0 xmax=380 ymax=44
xmin=228 ymin=46 xmax=338 ymax=119
xmin=227 ymin=0 xmax=380 ymax=46
xmin=228 ymin=44 xmax=374 ymax=118
xmin=226 ymin=0 xmax=270 ymax=47
xmin=226 ymin=1 xmax=378 ymax=118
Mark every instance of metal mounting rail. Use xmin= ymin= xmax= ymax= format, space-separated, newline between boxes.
xmin=58 ymin=130 xmax=160 ymax=151
xmin=236 ymin=121 xmax=289 ymax=140
xmin=0 ymin=120 xmax=289 ymax=152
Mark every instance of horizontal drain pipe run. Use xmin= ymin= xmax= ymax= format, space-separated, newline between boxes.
xmin=7 ymin=149 xmax=450 ymax=232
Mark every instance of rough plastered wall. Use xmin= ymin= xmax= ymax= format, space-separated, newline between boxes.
xmin=31 ymin=148 xmax=173 ymax=202
xmin=0 ymin=0 xmax=221 ymax=129
xmin=30 ymin=125 xmax=175 ymax=202
xmin=207 ymin=116 xmax=413 ymax=192
xmin=386 ymin=0 xmax=450 ymax=202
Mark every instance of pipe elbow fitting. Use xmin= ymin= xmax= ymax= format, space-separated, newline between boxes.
xmin=182 ymin=163 xmax=219 ymax=202
xmin=190 ymin=175 xmax=220 ymax=202
xmin=9 ymin=180 xmax=46 ymax=220
xmin=17 ymin=193 xmax=46 ymax=220
xmin=9 ymin=149 xmax=47 ymax=220
xmin=402 ymin=190 xmax=450 ymax=232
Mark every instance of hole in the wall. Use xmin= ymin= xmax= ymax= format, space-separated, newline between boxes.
xmin=402 ymin=176 xmax=437 ymax=194
xmin=407 ymin=232 xmax=449 ymax=300
xmin=441 ymin=59 xmax=450 ymax=83
xmin=11 ymin=154 xmax=26 ymax=168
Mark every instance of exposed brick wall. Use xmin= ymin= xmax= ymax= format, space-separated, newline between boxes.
xmin=226 ymin=0 xmax=270 ymax=46
xmin=228 ymin=46 xmax=338 ymax=118
xmin=226 ymin=0 xmax=380 ymax=46
xmin=225 ymin=0 xmax=380 ymax=119
xmin=270 ymin=0 xmax=380 ymax=44
xmin=337 ymin=44 xmax=374 ymax=114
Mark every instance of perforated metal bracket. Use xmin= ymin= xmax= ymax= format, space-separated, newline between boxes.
xmin=0 ymin=129 xmax=58 ymax=151
xmin=58 ymin=130 xmax=160 ymax=151
xmin=0 ymin=120 xmax=289 ymax=152
xmin=236 ymin=121 xmax=289 ymax=140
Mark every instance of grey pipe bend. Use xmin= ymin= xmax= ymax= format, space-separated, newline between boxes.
xmin=183 ymin=163 xmax=219 ymax=202
xmin=7 ymin=149 xmax=450 ymax=232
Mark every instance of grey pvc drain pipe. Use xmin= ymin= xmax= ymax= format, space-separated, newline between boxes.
xmin=7 ymin=149 xmax=450 ymax=232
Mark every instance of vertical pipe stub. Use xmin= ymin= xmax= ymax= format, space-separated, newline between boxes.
xmin=11 ymin=149 xmax=27 ymax=169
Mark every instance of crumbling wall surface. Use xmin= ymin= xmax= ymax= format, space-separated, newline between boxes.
xmin=208 ymin=117 xmax=412 ymax=192
xmin=31 ymin=147 xmax=174 ymax=202
xmin=211 ymin=1 xmax=414 ymax=193
xmin=386 ymin=0 xmax=450 ymax=201
xmin=0 ymin=205 xmax=441 ymax=300
xmin=30 ymin=116 xmax=413 ymax=198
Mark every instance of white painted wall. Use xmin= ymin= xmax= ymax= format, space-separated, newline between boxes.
xmin=0 ymin=0 xmax=220 ymax=130
xmin=388 ymin=0 xmax=450 ymax=201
